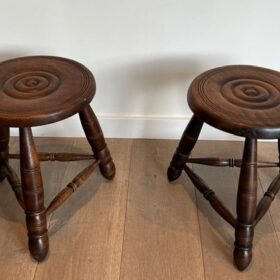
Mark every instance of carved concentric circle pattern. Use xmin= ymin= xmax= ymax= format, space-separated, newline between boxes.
xmin=188 ymin=65 xmax=280 ymax=138
xmin=0 ymin=56 xmax=95 ymax=126
xmin=3 ymin=71 xmax=60 ymax=99
xmin=221 ymin=78 xmax=280 ymax=109
xmin=193 ymin=66 xmax=280 ymax=116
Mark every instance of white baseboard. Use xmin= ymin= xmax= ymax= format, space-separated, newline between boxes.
xmin=10 ymin=115 xmax=244 ymax=140
xmin=98 ymin=115 xmax=243 ymax=140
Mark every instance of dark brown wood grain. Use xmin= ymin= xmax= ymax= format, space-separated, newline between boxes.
xmin=0 ymin=127 xmax=9 ymax=181
xmin=5 ymin=162 xmax=25 ymax=209
xmin=167 ymin=115 xmax=203 ymax=181
xmin=234 ymin=138 xmax=257 ymax=271
xmin=185 ymin=157 xmax=279 ymax=168
xmin=46 ymin=159 xmax=100 ymax=215
xmin=255 ymin=172 xmax=280 ymax=225
xmin=168 ymin=65 xmax=280 ymax=271
xmin=188 ymin=65 xmax=280 ymax=139
xmin=184 ymin=164 xmax=236 ymax=227
xmin=79 ymin=105 xmax=116 ymax=180
xmin=20 ymin=127 xmax=49 ymax=261
xmin=0 ymin=56 xmax=115 ymax=262
xmin=0 ymin=56 xmax=95 ymax=127
xmin=9 ymin=152 xmax=94 ymax=161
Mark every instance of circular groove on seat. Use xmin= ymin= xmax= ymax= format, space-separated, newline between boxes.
xmin=0 ymin=56 xmax=95 ymax=127
xmin=188 ymin=65 xmax=280 ymax=138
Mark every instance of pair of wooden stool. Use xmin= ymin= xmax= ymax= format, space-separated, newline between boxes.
xmin=0 ymin=56 xmax=279 ymax=271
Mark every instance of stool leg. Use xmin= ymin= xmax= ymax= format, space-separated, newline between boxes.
xmin=167 ymin=115 xmax=203 ymax=181
xmin=234 ymin=138 xmax=257 ymax=271
xmin=20 ymin=128 xmax=48 ymax=261
xmin=0 ymin=127 xmax=9 ymax=181
xmin=79 ymin=105 xmax=115 ymax=180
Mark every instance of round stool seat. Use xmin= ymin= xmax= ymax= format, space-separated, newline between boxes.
xmin=0 ymin=56 xmax=95 ymax=127
xmin=188 ymin=65 xmax=280 ymax=138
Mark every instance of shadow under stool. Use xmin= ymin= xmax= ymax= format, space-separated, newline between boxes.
xmin=168 ymin=65 xmax=280 ymax=271
xmin=0 ymin=56 xmax=115 ymax=261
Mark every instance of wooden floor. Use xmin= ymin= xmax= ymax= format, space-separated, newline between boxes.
xmin=1 ymin=138 xmax=280 ymax=279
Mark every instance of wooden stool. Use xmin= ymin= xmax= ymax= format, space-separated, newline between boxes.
xmin=167 ymin=65 xmax=280 ymax=270
xmin=0 ymin=56 xmax=115 ymax=261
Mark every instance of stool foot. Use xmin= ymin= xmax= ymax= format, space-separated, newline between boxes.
xmin=79 ymin=105 xmax=115 ymax=180
xmin=20 ymin=128 xmax=49 ymax=262
xmin=234 ymin=138 xmax=257 ymax=271
xmin=167 ymin=165 xmax=182 ymax=182
xmin=168 ymin=115 xmax=203 ymax=181
xmin=0 ymin=127 xmax=9 ymax=182
xmin=28 ymin=228 xmax=49 ymax=262
xmin=95 ymin=146 xmax=115 ymax=179
xmin=234 ymin=245 xmax=252 ymax=271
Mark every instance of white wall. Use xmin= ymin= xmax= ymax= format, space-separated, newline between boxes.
xmin=0 ymin=0 xmax=279 ymax=140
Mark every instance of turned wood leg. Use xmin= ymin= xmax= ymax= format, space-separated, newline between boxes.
xmin=20 ymin=128 xmax=48 ymax=261
xmin=234 ymin=138 xmax=257 ymax=271
xmin=0 ymin=127 xmax=9 ymax=181
xmin=167 ymin=115 xmax=203 ymax=181
xmin=79 ymin=105 xmax=115 ymax=180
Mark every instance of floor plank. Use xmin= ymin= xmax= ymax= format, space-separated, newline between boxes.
xmin=34 ymin=138 xmax=132 ymax=280
xmin=120 ymin=140 xmax=205 ymax=280
xmin=193 ymin=141 xmax=280 ymax=279
xmin=1 ymin=138 xmax=280 ymax=279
